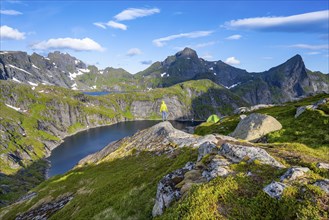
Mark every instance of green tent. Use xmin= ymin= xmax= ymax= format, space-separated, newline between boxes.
xmin=206 ymin=114 xmax=220 ymax=123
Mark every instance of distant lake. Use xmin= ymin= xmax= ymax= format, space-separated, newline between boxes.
xmin=47 ymin=120 xmax=201 ymax=177
xmin=83 ymin=91 xmax=111 ymax=96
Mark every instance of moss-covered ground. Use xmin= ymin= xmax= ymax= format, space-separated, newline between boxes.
xmin=1 ymin=148 xmax=197 ymax=220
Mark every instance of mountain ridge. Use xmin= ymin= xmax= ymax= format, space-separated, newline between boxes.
xmin=1 ymin=48 xmax=328 ymax=104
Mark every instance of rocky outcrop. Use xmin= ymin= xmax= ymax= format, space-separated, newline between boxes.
xmin=317 ymin=162 xmax=329 ymax=170
xmin=263 ymin=166 xmax=310 ymax=199
xmin=78 ymin=121 xmax=218 ymax=165
xmin=152 ymin=162 xmax=195 ymax=217
xmin=15 ymin=195 xmax=73 ymax=220
xmin=234 ymin=104 xmax=276 ymax=114
xmin=150 ymin=123 xmax=285 ymax=216
xmin=279 ymin=167 xmax=310 ymax=182
xmin=219 ymin=143 xmax=285 ymax=168
xmin=230 ymin=113 xmax=282 ymax=141
xmin=295 ymin=98 xmax=329 ymax=118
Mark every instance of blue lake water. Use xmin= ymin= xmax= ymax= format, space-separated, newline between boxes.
xmin=47 ymin=120 xmax=201 ymax=177
xmin=83 ymin=91 xmax=111 ymax=96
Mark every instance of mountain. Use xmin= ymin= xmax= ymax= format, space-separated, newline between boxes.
xmin=232 ymin=55 xmax=329 ymax=104
xmin=135 ymin=47 xmax=251 ymax=88
xmin=0 ymin=51 xmax=135 ymax=91
xmin=136 ymin=48 xmax=329 ymax=104
xmin=1 ymin=49 xmax=328 ymax=104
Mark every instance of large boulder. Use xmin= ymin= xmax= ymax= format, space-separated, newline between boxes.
xmin=230 ymin=113 xmax=282 ymax=141
xmin=219 ymin=143 xmax=285 ymax=168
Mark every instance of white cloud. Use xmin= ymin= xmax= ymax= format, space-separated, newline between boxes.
xmin=126 ymin=48 xmax=142 ymax=56
xmin=195 ymin=41 xmax=216 ymax=48
xmin=225 ymin=57 xmax=240 ymax=65
xmin=289 ymin=44 xmax=329 ymax=50
xmin=226 ymin=34 xmax=242 ymax=40
xmin=114 ymin=8 xmax=160 ymax=21
xmin=31 ymin=37 xmax=104 ymax=51
xmin=0 ymin=9 xmax=22 ymax=15
xmin=201 ymin=53 xmax=213 ymax=60
xmin=305 ymin=51 xmax=321 ymax=55
xmin=93 ymin=21 xmax=127 ymax=30
xmin=153 ymin=30 xmax=213 ymax=47
xmin=106 ymin=20 xmax=127 ymax=30
xmin=0 ymin=25 xmax=25 ymax=40
xmin=224 ymin=10 xmax=329 ymax=32
xmin=93 ymin=22 xmax=107 ymax=29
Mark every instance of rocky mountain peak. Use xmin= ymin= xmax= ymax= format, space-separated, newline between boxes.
xmin=175 ymin=47 xmax=198 ymax=59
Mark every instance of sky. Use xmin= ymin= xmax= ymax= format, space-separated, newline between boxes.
xmin=0 ymin=0 xmax=328 ymax=74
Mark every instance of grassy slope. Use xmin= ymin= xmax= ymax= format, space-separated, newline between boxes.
xmin=1 ymin=148 xmax=197 ymax=220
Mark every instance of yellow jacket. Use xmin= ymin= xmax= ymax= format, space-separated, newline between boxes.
xmin=160 ymin=101 xmax=168 ymax=112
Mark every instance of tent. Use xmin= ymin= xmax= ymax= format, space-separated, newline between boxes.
xmin=206 ymin=114 xmax=220 ymax=123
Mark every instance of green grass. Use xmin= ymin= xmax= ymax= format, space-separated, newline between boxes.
xmin=159 ymin=161 xmax=328 ymax=220
xmin=1 ymin=148 xmax=197 ymax=220
xmin=195 ymin=94 xmax=329 ymax=148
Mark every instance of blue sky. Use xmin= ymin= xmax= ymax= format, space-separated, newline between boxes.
xmin=1 ymin=0 xmax=328 ymax=74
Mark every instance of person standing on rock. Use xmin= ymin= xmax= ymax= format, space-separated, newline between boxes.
xmin=160 ymin=100 xmax=168 ymax=121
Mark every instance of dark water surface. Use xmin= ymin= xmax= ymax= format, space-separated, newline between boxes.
xmin=47 ymin=120 xmax=201 ymax=177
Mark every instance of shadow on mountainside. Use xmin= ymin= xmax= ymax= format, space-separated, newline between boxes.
xmin=190 ymin=87 xmax=248 ymax=120
xmin=0 ymin=159 xmax=48 ymax=207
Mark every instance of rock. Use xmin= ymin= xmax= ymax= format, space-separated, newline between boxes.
xmin=239 ymin=114 xmax=247 ymax=120
xmin=219 ymin=143 xmax=285 ymax=168
xmin=230 ymin=113 xmax=282 ymax=141
xmin=279 ymin=167 xmax=310 ymax=182
xmin=197 ymin=141 xmax=218 ymax=161
xmin=152 ymin=162 xmax=194 ymax=217
xmin=234 ymin=104 xmax=276 ymax=114
xmin=184 ymin=126 xmax=195 ymax=134
xmin=263 ymin=181 xmax=288 ymax=199
xmin=294 ymin=105 xmax=313 ymax=118
xmin=202 ymin=157 xmax=231 ymax=181
xmin=213 ymin=134 xmax=238 ymax=142
xmin=295 ymin=98 xmax=329 ymax=118
xmin=313 ymin=179 xmax=329 ymax=194
xmin=17 ymin=192 xmax=37 ymax=203
xmin=15 ymin=195 xmax=73 ymax=220
xmin=316 ymin=162 xmax=329 ymax=170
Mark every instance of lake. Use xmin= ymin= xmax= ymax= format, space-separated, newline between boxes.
xmin=47 ymin=120 xmax=201 ymax=177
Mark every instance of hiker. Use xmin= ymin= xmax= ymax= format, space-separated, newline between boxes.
xmin=160 ymin=100 xmax=168 ymax=121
